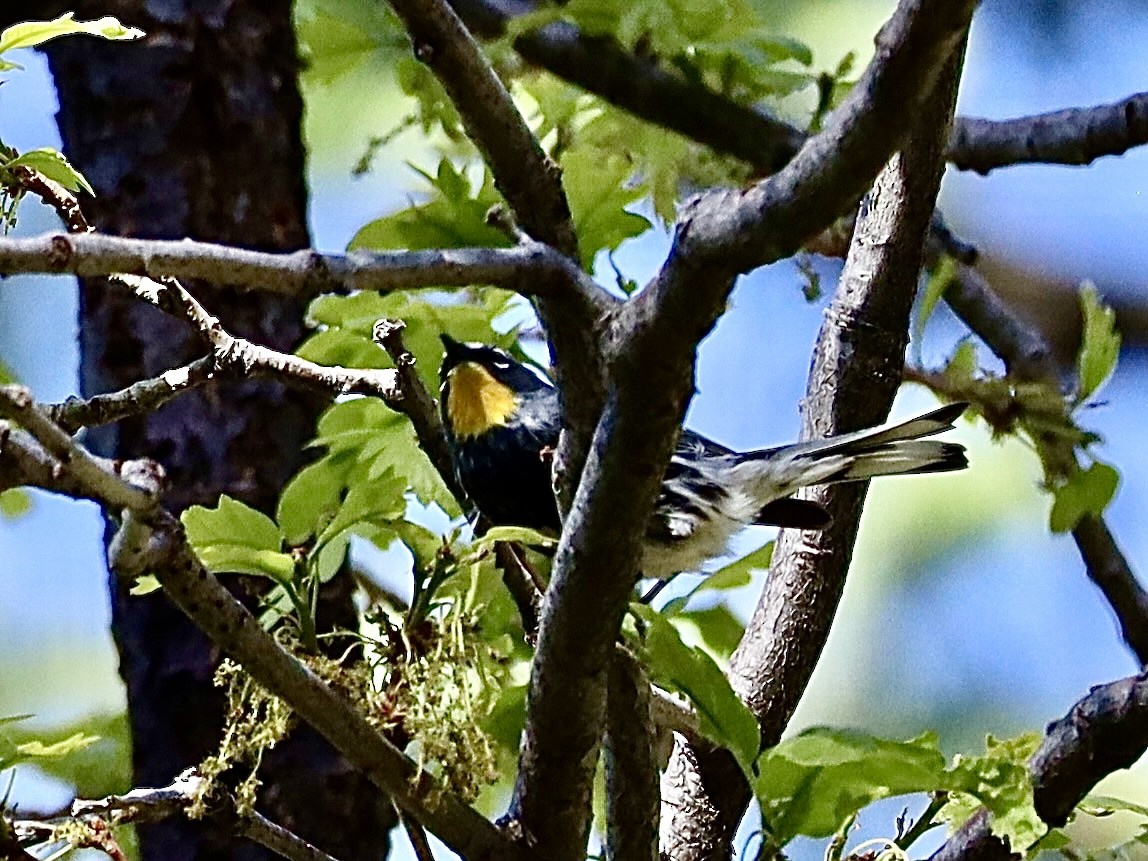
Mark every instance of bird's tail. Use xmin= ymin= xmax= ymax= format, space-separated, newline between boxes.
xmin=734 ymin=403 xmax=968 ymax=509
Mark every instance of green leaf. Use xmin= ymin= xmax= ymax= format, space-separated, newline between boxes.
xmin=277 ymin=459 xmax=351 ymax=545
xmin=3 ymin=148 xmax=94 ymax=195
xmin=182 ymin=495 xmax=295 ymax=582
xmin=941 ymin=733 xmax=1044 ymax=851
xmin=631 ymin=603 xmax=759 ymax=777
xmin=561 ymin=146 xmax=651 ymax=268
xmin=697 ymin=541 xmax=773 ymax=594
xmin=670 ymin=604 xmax=746 ymax=662
xmin=943 ymin=340 xmax=979 ymax=387
xmin=0 ymin=488 xmax=31 ymax=518
xmin=1076 ymin=281 xmax=1121 ymax=403
xmin=0 ymin=13 xmax=143 ymax=56
xmin=472 ymin=525 xmax=557 ymax=552
xmin=129 ymin=575 xmax=162 ymax=596
xmin=754 ymin=727 xmax=947 ymax=845
xmin=915 ymin=254 xmax=956 ymax=360
xmin=0 ymin=728 xmax=99 ymax=771
xmin=315 ymin=469 xmax=407 ymax=548
xmin=349 ymin=160 xmax=509 ymax=252
xmin=1049 ymin=461 xmax=1119 ymax=533
xmin=1080 ymin=794 xmax=1148 ymax=820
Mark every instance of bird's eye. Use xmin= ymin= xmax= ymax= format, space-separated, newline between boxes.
xmin=493 ymin=360 xmax=510 ymax=370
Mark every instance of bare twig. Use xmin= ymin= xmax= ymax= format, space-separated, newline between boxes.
xmin=372 ymin=318 xmax=466 ymax=502
xmin=46 ymin=356 xmax=218 ymax=433
xmin=0 ymin=385 xmax=162 ymax=512
xmin=116 ymin=274 xmax=402 ymax=403
xmin=0 ymin=232 xmax=589 ymax=300
xmin=13 ymin=771 xmax=343 ymax=861
xmin=948 ymin=91 xmax=1148 ymax=174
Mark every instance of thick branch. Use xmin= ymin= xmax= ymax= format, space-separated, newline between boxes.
xmin=512 ymin=3 xmax=972 ymax=858
xmin=948 ymin=92 xmax=1148 ymax=174
xmin=0 ymin=232 xmax=587 ymax=300
xmin=932 ymin=671 xmax=1148 ymax=861
xmin=110 ymin=512 xmax=527 ymax=860
xmin=660 ymin=35 xmax=968 ymax=861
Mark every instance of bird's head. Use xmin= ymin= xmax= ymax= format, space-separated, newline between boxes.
xmin=439 ymin=335 xmax=550 ymax=439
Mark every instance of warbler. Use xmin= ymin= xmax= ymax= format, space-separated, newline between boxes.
xmin=439 ymin=335 xmax=968 ymax=580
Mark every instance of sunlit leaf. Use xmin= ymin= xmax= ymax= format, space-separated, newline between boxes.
xmin=4 ymin=148 xmax=94 ymax=195
xmin=0 ymin=14 xmax=143 ymax=56
xmin=755 ymin=728 xmax=946 ymax=845
xmin=1049 ymin=461 xmax=1119 ymax=533
xmin=632 ymin=603 xmax=759 ymax=777
xmin=1076 ymin=281 xmax=1121 ymax=404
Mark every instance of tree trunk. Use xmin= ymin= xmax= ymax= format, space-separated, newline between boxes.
xmin=7 ymin=1 xmax=395 ymax=857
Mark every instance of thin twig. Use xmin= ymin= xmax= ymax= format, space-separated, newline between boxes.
xmin=372 ymin=318 xmax=466 ymax=502
xmin=13 ymin=771 xmax=342 ymax=861
xmin=948 ymin=91 xmax=1148 ymax=174
xmin=397 ymin=807 xmax=436 ymax=861
xmin=46 ymin=356 xmax=218 ymax=433
xmin=0 ymin=385 xmax=161 ymax=512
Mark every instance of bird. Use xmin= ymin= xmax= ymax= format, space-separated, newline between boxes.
xmin=438 ymin=334 xmax=968 ymax=581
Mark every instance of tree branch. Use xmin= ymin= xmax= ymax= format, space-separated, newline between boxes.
xmin=448 ymin=0 xmax=805 ymax=173
xmin=11 ymin=771 xmax=344 ymax=861
xmin=451 ymin=0 xmax=1148 ymax=176
xmin=109 ymin=272 xmax=401 ymax=403
xmin=0 ymin=384 xmax=527 ymax=860
xmin=372 ymin=317 xmax=467 ymax=503
xmin=511 ymin=3 xmax=973 ymax=858
xmin=659 ymin=32 xmax=968 ymax=861
xmin=0 ymin=385 xmax=161 ymax=512
xmin=45 ymin=356 xmax=218 ymax=434
xmin=0 ymin=232 xmax=588 ymax=300
xmin=940 ymin=264 xmax=1148 ymax=664
xmin=931 ymin=671 xmax=1148 ymax=861
xmin=947 ymin=91 xmax=1148 ymax=174
xmin=386 ymin=0 xmax=576 ymax=257
xmin=604 ymin=648 xmax=660 ymax=861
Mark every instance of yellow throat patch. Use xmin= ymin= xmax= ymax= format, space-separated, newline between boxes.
xmin=445 ymin=362 xmax=519 ymax=438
